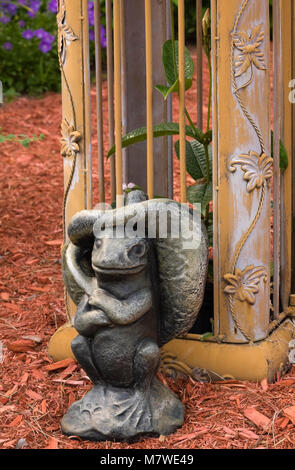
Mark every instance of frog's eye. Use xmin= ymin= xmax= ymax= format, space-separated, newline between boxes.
xmin=128 ymin=240 xmax=146 ymax=258
xmin=94 ymin=239 xmax=102 ymax=249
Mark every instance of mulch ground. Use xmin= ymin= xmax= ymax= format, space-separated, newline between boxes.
xmin=1 ymin=50 xmax=295 ymax=450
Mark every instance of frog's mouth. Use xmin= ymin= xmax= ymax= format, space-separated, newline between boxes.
xmin=93 ymin=264 xmax=145 ymax=276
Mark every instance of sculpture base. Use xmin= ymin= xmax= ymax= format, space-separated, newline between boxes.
xmin=61 ymin=377 xmax=184 ymax=441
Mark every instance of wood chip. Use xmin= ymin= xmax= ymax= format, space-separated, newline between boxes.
xmin=244 ymin=407 xmax=271 ymax=431
xmin=7 ymin=339 xmax=35 ymax=352
xmin=283 ymin=406 xmax=295 ymax=425
xmin=43 ymin=358 xmax=76 ymax=372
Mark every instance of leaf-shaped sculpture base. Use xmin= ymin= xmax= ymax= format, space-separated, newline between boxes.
xmin=61 ymin=378 xmax=184 ymax=441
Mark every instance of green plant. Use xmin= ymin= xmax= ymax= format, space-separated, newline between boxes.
xmin=0 ymin=127 xmax=45 ymax=146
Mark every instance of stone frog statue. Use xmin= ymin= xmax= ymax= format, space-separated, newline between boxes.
xmin=61 ymin=191 xmax=208 ymax=441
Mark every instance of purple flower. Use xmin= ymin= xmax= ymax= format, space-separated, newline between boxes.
xmin=89 ymin=29 xmax=94 ymax=41
xmin=22 ymin=29 xmax=34 ymax=40
xmin=0 ymin=16 xmax=10 ymax=24
xmin=39 ymin=41 xmax=52 ymax=53
xmin=48 ymin=0 xmax=57 ymax=13
xmin=18 ymin=20 xmax=26 ymax=28
xmin=101 ymin=25 xmax=106 ymax=48
xmin=34 ymin=28 xmax=46 ymax=39
xmin=5 ymin=4 xmax=17 ymax=15
xmin=27 ymin=0 xmax=40 ymax=18
xmin=3 ymin=41 xmax=13 ymax=50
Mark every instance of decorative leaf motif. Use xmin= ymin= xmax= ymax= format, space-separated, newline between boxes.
xmin=224 ymin=265 xmax=267 ymax=305
xmin=229 ymin=150 xmax=272 ymax=192
xmin=232 ymin=23 xmax=266 ymax=84
xmin=57 ymin=0 xmax=78 ymax=65
xmin=60 ymin=119 xmax=81 ymax=158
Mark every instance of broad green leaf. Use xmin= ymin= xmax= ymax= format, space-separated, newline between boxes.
xmin=187 ymin=181 xmax=212 ymax=215
xmin=162 ymin=40 xmax=194 ymax=90
xmin=155 ymin=78 xmax=193 ymax=99
xmin=270 ymin=130 xmax=288 ymax=171
xmin=190 ymin=140 xmax=212 ymax=179
xmin=107 ymin=122 xmax=203 ymax=157
xmin=155 ymin=84 xmax=172 ymax=99
xmin=174 ymin=140 xmax=203 ymax=181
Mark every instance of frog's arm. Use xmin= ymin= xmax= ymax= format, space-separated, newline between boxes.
xmin=89 ymin=288 xmax=152 ymax=325
xmin=74 ymin=294 xmax=112 ymax=337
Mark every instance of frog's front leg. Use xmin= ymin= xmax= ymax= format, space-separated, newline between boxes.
xmin=89 ymin=287 xmax=152 ymax=325
xmin=74 ymin=294 xmax=112 ymax=337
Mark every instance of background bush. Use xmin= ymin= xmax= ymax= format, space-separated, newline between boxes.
xmin=0 ymin=0 xmax=106 ymax=97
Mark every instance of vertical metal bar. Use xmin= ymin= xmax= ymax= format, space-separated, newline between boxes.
xmin=166 ymin=0 xmax=173 ymax=200
xmin=120 ymin=0 xmax=128 ymax=187
xmin=94 ymin=0 xmax=105 ymax=203
xmin=145 ymin=0 xmax=154 ymax=199
xmin=196 ymin=0 xmax=203 ymax=130
xmin=292 ymin=0 xmax=295 ymax=293
xmin=279 ymin=0 xmax=293 ymax=310
xmin=81 ymin=0 xmax=92 ymax=209
xmin=273 ymin=0 xmax=281 ymax=318
xmin=178 ymin=0 xmax=186 ymax=203
xmin=211 ymin=0 xmax=220 ymax=336
xmin=105 ymin=0 xmax=116 ymax=203
xmin=113 ymin=0 xmax=123 ymax=207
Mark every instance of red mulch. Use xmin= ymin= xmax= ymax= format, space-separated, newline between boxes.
xmin=1 ymin=50 xmax=295 ymax=450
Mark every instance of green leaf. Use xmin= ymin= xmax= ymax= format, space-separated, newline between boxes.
xmin=162 ymin=40 xmax=194 ymax=89
xmin=200 ymin=332 xmax=214 ymax=341
xmin=190 ymin=140 xmax=212 ymax=179
xmin=107 ymin=122 xmax=203 ymax=157
xmin=270 ymin=130 xmax=288 ymax=171
xmin=187 ymin=181 xmax=212 ymax=215
xmin=20 ymin=138 xmax=30 ymax=147
xmin=174 ymin=140 xmax=203 ymax=181
xmin=155 ymin=79 xmax=180 ymax=99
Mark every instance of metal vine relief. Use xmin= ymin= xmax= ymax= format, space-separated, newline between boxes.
xmin=223 ymin=0 xmax=272 ymax=343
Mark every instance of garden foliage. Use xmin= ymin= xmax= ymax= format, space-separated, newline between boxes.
xmin=0 ymin=0 xmax=106 ymax=97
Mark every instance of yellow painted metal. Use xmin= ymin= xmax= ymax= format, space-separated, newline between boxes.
xmin=94 ymin=0 xmax=105 ymax=202
xmin=113 ymin=0 xmax=123 ymax=207
xmin=162 ymin=318 xmax=295 ymax=382
xmin=145 ymin=0 xmax=154 ymax=200
xmin=48 ymin=323 xmax=77 ymax=362
xmin=278 ymin=0 xmax=293 ymax=310
xmin=106 ymin=0 xmax=116 ymax=203
xmin=53 ymin=0 xmax=92 ymax=331
xmin=212 ymin=0 xmax=271 ymax=343
xmin=272 ymin=0 xmax=281 ymax=318
xmin=178 ymin=0 xmax=186 ymax=203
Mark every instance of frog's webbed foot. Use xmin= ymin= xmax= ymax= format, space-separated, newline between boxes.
xmin=71 ymin=335 xmax=102 ymax=385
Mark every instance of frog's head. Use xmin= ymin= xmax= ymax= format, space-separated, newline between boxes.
xmin=91 ymin=226 xmax=149 ymax=276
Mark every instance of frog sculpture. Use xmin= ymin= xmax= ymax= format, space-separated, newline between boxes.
xmin=61 ymin=191 xmax=208 ymax=441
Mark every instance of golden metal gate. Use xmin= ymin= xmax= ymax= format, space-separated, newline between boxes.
xmin=49 ymin=0 xmax=295 ymax=382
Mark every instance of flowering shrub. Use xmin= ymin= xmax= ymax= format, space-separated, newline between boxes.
xmin=0 ymin=0 xmax=106 ymax=96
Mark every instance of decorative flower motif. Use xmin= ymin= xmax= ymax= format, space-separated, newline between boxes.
xmin=224 ymin=265 xmax=267 ymax=305
xmin=60 ymin=119 xmax=81 ymax=158
xmin=233 ymin=24 xmax=266 ymax=78
xmin=57 ymin=0 xmax=78 ymax=65
xmin=229 ymin=151 xmax=272 ymax=192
